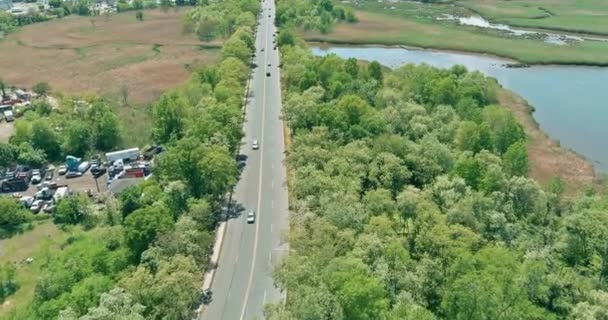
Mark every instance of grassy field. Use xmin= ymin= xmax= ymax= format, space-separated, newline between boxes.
xmin=0 ymin=9 xmax=220 ymax=146
xmin=0 ymin=221 xmax=69 ymax=317
xmin=302 ymin=1 xmax=608 ymax=65
xmin=458 ymin=0 xmax=608 ymax=35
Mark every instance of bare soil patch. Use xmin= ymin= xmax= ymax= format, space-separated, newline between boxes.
xmin=497 ymin=89 xmax=596 ymax=192
xmin=0 ymin=121 xmax=14 ymax=142
xmin=0 ymin=9 xmax=220 ymax=104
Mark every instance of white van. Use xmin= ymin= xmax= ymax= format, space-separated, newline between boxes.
xmin=4 ymin=110 xmax=14 ymax=122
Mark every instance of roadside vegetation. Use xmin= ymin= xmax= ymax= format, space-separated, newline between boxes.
xmin=275 ymin=0 xmax=355 ymax=34
xmin=266 ymin=29 xmax=608 ymax=319
xmin=0 ymin=0 xmax=258 ymax=317
xmin=5 ymin=98 xmax=120 ymax=165
xmin=299 ymin=0 xmax=608 ymax=65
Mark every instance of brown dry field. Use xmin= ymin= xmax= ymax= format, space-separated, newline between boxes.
xmin=0 ymin=9 xmax=220 ymax=104
xmin=497 ymin=89 xmax=596 ymax=193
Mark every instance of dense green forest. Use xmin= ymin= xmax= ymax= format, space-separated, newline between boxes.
xmin=265 ymin=32 xmax=608 ymax=319
xmin=275 ymin=0 xmax=355 ymax=33
xmin=1 ymin=0 xmax=258 ymax=318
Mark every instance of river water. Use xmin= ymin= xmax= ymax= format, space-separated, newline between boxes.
xmin=311 ymin=45 xmax=608 ymax=171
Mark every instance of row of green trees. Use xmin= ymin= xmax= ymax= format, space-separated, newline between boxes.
xmin=265 ymin=35 xmax=608 ymax=319
xmin=275 ymin=0 xmax=356 ymax=34
xmin=2 ymin=0 xmax=257 ymax=318
xmin=0 ymin=98 xmax=120 ymax=168
xmin=183 ymin=0 xmax=259 ymax=41
xmin=0 ymin=10 xmax=50 ymax=34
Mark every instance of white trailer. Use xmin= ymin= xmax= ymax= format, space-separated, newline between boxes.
xmin=4 ymin=110 xmax=14 ymax=122
xmin=53 ymin=187 xmax=69 ymax=203
xmin=105 ymin=148 xmax=140 ymax=163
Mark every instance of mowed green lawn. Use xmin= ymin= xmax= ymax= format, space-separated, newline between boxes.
xmin=458 ymin=0 xmax=608 ymax=35
xmin=302 ymin=1 xmax=608 ymax=65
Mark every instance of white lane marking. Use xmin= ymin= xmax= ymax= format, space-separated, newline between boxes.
xmin=271 ymin=200 xmax=274 ymax=209
xmin=270 ymin=223 xmax=274 ymax=233
xmin=263 ymin=290 xmax=267 ymax=304
xmin=239 ymin=8 xmax=271 ymax=320
xmin=268 ymin=252 xmax=272 ymax=265
xmin=271 ymin=180 xmax=274 ymax=189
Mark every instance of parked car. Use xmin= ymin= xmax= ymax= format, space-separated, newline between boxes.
xmin=247 ymin=211 xmax=255 ymax=224
xmin=66 ymin=171 xmax=83 ymax=179
xmin=19 ymin=196 xmax=34 ymax=208
xmin=37 ymin=181 xmax=51 ymax=191
xmin=36 ymin=187 xmax=52 ymax=200
xmin=58 ymin=165 xmax=67 ymax=175
xmin=42 ymin=202 xmax=56 ymax=213
xmin=30 ymin=174 xmax=42 ymax=185
xmin=201 ymin=289 xmax=213 ymax=305
xmin=91 ymin=166 xmax=107 ymax=178
xmin=4 ymin=110 xmax=14 ymax=122
xmin=78 ymin=161 xmax=91 ymax=173
xmin=44 ymin=170 xmax=53 ymax=181
xmin=30 ymin=200 xmax=43 ymax=213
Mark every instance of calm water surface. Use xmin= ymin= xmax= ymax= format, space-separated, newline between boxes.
xmin=311 ymin=46 xmax=608 ymax=172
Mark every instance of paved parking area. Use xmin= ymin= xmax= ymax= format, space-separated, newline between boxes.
xmin=20 ymin=169 xmax=108 ymax=198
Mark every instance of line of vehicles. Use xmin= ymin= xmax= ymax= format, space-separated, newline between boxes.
xmin=1 ymin=164 xmax=74 ymax=213
xmin=19 ymin=185 xmax=70 ymax=214
xmin=2 ymin=146 xmax=163 ymax=214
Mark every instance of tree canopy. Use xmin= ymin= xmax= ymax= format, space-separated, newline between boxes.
xmin=268 ymin=31 xmax=608 ymax=320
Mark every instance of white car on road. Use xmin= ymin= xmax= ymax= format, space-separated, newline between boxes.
xmin=247 ymin=211 xmax=255 ymax=224
xmin=252 ymin=139 xmax=259 ymax=150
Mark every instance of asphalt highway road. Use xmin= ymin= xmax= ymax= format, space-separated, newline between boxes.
xmin=201 ymin=1 xmax=289 ymax=319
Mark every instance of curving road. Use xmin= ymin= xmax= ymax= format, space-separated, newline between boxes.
xmin=200 ymin=0 xmax=289 ymax=319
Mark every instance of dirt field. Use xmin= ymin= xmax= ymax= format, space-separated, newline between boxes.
xmin=497 ymin=89 xmax=596 ymax=193
xmin=0 ymin=121 xmax=14 ymax=142
xmin=0 ymin=9 xmax=220 ymax=104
